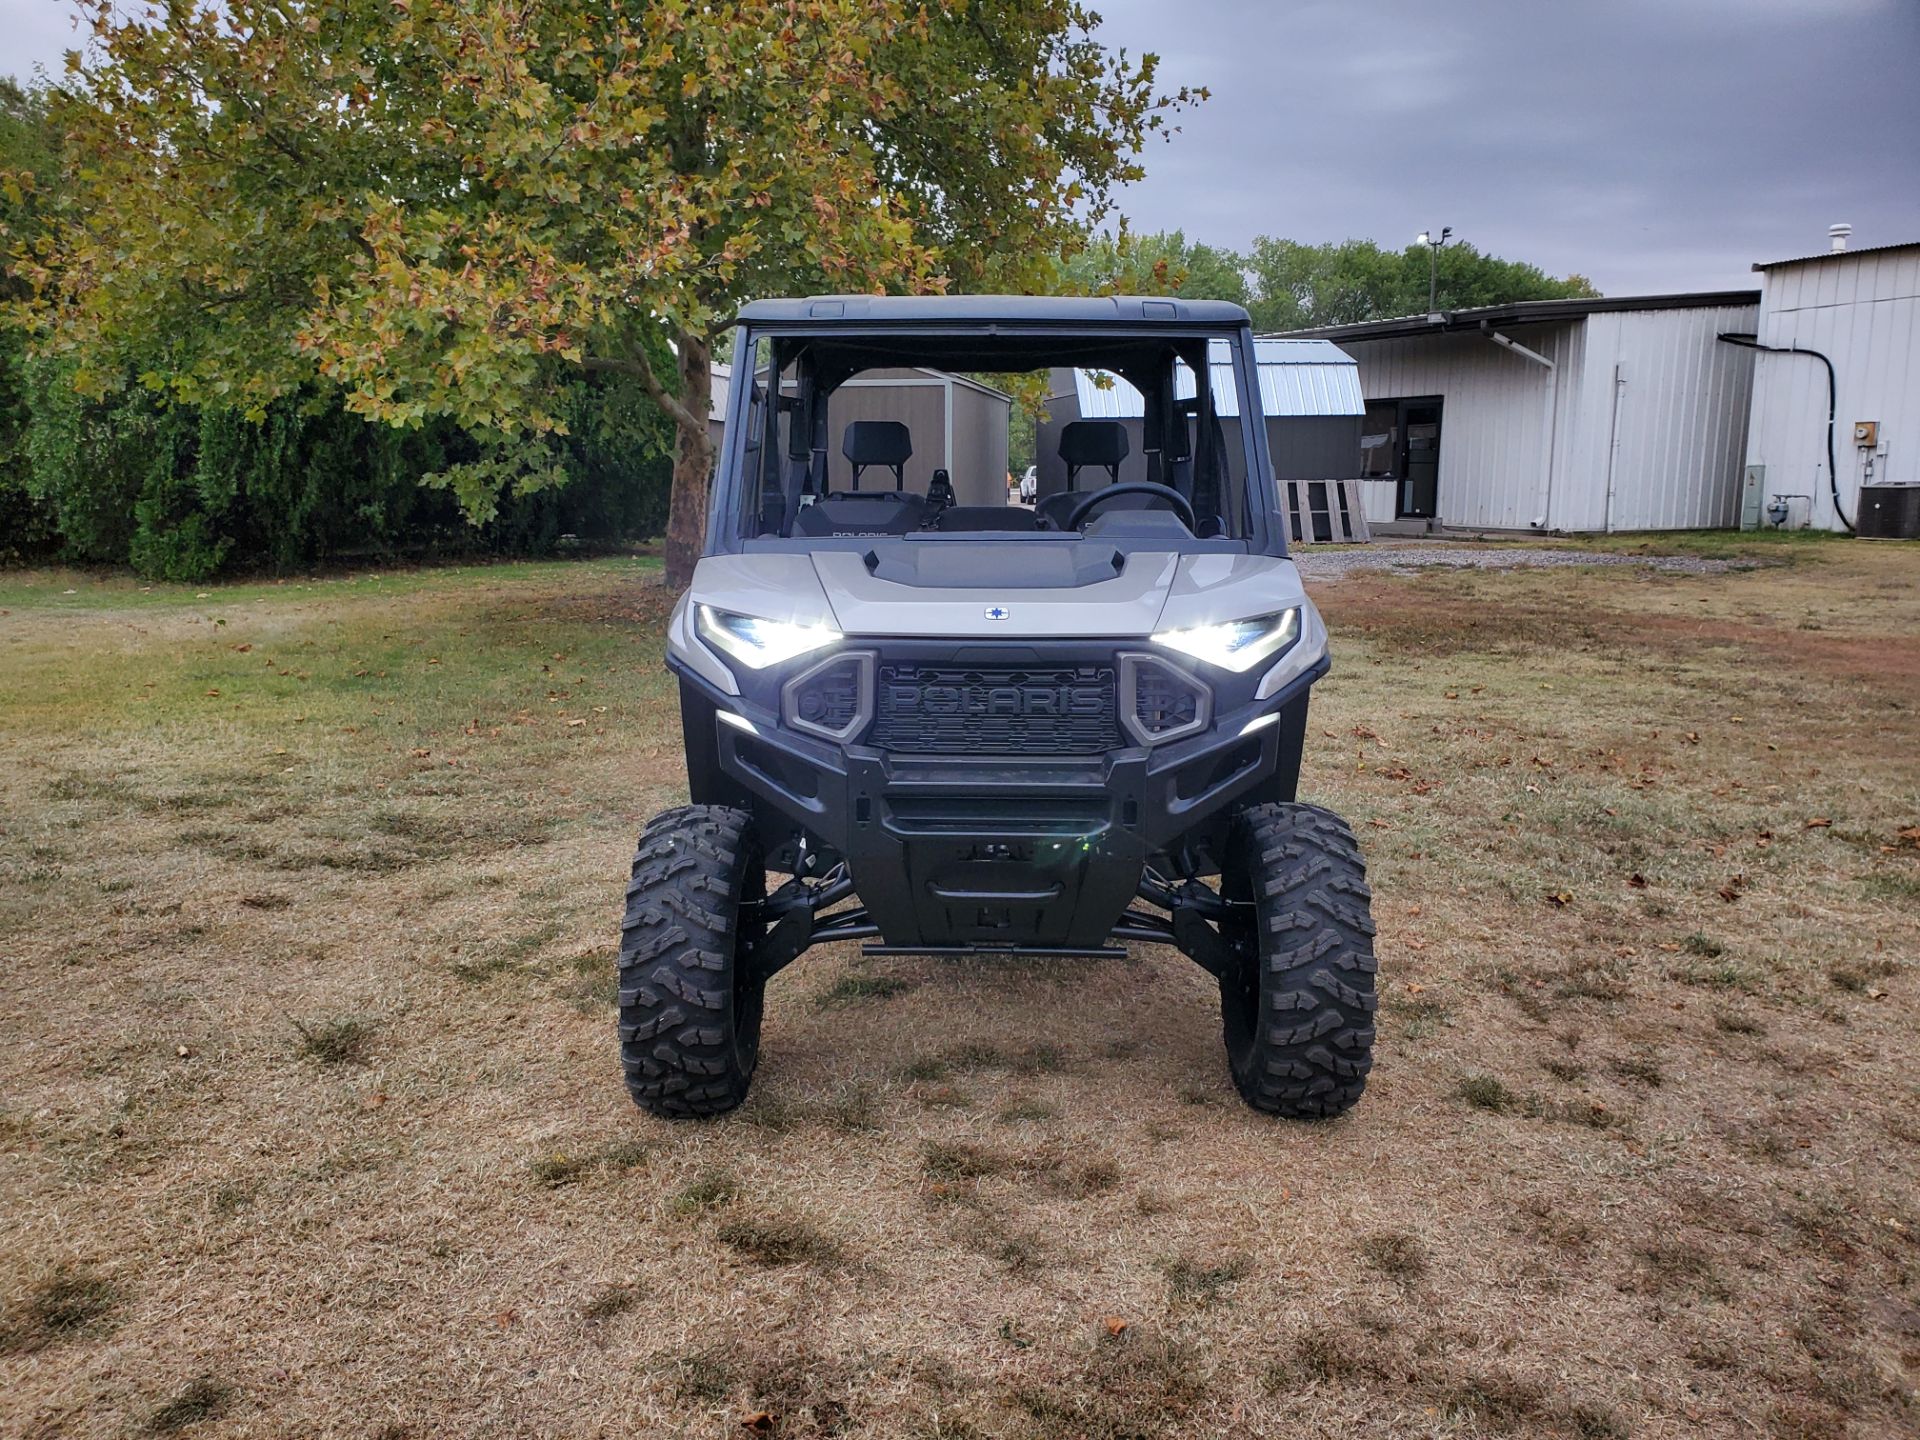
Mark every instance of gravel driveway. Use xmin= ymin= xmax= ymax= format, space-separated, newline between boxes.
xmin=1292 ymin=541 xmax=1736 ymax=579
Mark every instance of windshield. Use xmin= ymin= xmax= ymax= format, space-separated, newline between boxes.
xmin=717 ymin=328 xmax=1270 ymax=550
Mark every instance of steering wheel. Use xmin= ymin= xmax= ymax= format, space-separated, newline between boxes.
xmin=1065 ymin=482 xmax=1196 ymax=532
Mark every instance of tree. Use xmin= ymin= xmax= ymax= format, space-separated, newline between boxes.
xmin=1056 ymin=228 xmax=1249 ymax=305
xmin=11 ymin=1 xmax=1198 ymax=583
xmin=0 ymin=77 xmax=61 ymax=558
xmin=1244 ymin=237 xmax=1597 ymax=332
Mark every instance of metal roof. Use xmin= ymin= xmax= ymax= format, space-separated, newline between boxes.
xmin=735 ymin=293 xmax=1252 ymax=327
xmin=1278 ymin=290 xmax=1760 ymax=344
xmin=1072 ymin=338 xmax=1363 ymax=420
xmin=1752 ymin=240 xmax=1920 ymax=271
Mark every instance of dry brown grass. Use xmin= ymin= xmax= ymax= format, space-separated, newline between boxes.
xmin=3 ymin=541 xmax=1918 ymax=1437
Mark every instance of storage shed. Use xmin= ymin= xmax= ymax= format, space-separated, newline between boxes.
xmin=710 ymin=363 xmax=1011 ymax=506
xmin=1740 ymin=237 xmax=1920 ymax=534
xmin=1285 ymin=292 xmax=1761 ymax=533
xmin=1036 ymin=338 xmax=1365 ymax=503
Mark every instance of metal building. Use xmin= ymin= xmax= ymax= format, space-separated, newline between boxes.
xmin=1285 ymin=292 xmax=1760 ymax=533
xmin=1035 ymin=338 xmax=1366 ymax=499
xmin=1741 ymin=236 xmax=1920 ymax=533
xmin=710 ymin=363 xmax=1011 ymax=506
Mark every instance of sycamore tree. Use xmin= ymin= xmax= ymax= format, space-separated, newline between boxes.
xmin=8 ymin=1 xmax=1199 ymax=582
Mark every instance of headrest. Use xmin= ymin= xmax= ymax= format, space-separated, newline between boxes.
xmin=1059 ymin=420 xmax=1130 ymax=469
xmin=842 ymin=420 xmax=913 ymax=468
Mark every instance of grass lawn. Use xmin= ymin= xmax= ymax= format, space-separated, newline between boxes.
xmin=2 ymin=542 xmax=1916 ymax=1438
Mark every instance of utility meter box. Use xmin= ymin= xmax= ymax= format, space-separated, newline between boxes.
xmin=1854 ymin=421 xmax=1879 ymax=448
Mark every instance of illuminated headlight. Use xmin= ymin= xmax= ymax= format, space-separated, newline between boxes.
xmin=696 ymin=605 xmax=841 ymax=670
xmin=1151 ymin=608 xmax=1299 ymax=673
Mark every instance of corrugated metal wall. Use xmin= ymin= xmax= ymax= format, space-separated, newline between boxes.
xmin=1565 ymin=304 xmax=1758 ymax=531
xmin=1339 ymin=323 xmax=1586 ymax=530
xmin=1341 ymin=304 xmax=1758 ymax=532
xmin=1744 ymin=247 xmax=1920 ymax=531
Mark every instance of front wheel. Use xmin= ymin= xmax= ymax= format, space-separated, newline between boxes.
xmin=1219 ymin=803 xmax=1377 ymax=1118
xmin=617 ymin=805 xmax=766 ymax=1118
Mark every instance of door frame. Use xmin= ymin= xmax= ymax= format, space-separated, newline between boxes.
xmin=1359 ymin=395 xmax=1445 ymax=521
xmin=1393 ymin=396 xmax=1444 ymax=520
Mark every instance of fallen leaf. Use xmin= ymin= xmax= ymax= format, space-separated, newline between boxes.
xmin=1627 ymin=873 xmax=1648 ymax=889
xmin=740 ymin=1412 xmax=774 ymax=1433
xmin=1103 ymin=1316 xmax=1130 ymax=1337
xmin=176 ymin=1045 xmax=191 ymax=1058
xmin=410 ymin=748 xmax=431 ymax=758
xmin=1545 ymin=891 xmax=1573 ymax=908
xmin=566 ymin=718 xmax=587 ymax=728
xmin=1805 ymin=817 xmax=1832 ymax=829
xmin=1658 ymin=941 xmax=1682 ymax=953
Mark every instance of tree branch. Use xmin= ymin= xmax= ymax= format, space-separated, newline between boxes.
xmin=584 ymin=347 xmax=703 ymax=434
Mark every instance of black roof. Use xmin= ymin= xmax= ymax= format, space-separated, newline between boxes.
xmin=1752 ymin=240 xmax=1920 ymax=271
xmin=1276 ymin=289 xmax=1760 ymax=343
xmin=735 ymin=294 xmax=1252 ymax=327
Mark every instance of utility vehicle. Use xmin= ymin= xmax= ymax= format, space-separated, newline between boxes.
xmin=620 ymin=296 xmax=1376 ymax=1119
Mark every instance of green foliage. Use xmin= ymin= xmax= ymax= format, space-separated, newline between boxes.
xmin=1058 ymin=229 xmax=1250 ymax=305
xmin=11 ymin=0 xmax=1197 ymax=582
xmin=1245 ymin=236 xmax=1598 ymax=332
xmin=0 ymin=78 xmax=60 ymax=561
xmin=1050 ymin=230 xmax=1598 ymax=333
xmin=13 ymin=360 xmax=669 ymax=579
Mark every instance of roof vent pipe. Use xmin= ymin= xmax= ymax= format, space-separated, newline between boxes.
xmin=1829 ymin=223 xmax=1852 ymax=252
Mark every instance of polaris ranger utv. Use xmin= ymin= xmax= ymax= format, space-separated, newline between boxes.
xmin=621 ymin=296 xmax=1376 ymax=1120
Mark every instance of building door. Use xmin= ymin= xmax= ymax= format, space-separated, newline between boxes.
xmin=1358 ymin=397 xmax=1444 ymax=520
xmin=1397 ymin=399 xmax=1442 ymax=518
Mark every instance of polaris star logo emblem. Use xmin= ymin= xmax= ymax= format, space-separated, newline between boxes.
xmin=984 ymin=605 xmax=1011 ymax=621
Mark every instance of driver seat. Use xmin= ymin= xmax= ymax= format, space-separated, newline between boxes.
xmin=1040 ymin=421 xmax=1131 ymax=528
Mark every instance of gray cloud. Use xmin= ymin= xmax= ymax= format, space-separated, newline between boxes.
xmin=3 ymin=0 xmax=1914 ymax=294
xmin=1095 ymin=0 xmax=1920 ymax=293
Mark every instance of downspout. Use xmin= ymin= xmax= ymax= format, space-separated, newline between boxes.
xmin=1482 ymin=323 xmax=1559 ymax=529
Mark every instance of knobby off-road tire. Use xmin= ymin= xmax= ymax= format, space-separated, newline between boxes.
xmin=1220 ymin=802 xmax=1377 ymax=1118
xmin=618 ymin=805 xmax=767 ymax=1118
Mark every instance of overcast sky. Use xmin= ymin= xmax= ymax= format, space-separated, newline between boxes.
xmin=4 ymin=0 xmax=1915 ymax=295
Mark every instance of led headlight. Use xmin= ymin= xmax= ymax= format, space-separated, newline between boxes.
xmin=696 ymin=605 xmax=842 ymax=670
xmin=1151 ymin=608 xmax=1300 ymax=673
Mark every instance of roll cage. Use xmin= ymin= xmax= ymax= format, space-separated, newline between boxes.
xmin=703 ymin=298 xmax=1292 ymax=558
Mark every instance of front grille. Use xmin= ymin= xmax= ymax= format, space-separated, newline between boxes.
xmin=873 ymin=663 xmax=1123 ymax=755
xmin=1133 ymin=663 xmax=1204 ymax=736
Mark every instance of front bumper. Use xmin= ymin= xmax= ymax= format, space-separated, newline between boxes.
xmin=669 ymin=648 xmax=1324 ymax=951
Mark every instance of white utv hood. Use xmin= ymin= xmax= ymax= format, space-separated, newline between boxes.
xmin=670 ymin=547 xmax=1328 ymax=703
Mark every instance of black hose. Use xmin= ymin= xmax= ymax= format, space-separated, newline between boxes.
xmin=1718 ymin=332 xmax=1852 ymax=533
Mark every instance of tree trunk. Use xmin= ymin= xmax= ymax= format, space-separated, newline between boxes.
xmin=664 ymin=332 xmax=715 ymax=589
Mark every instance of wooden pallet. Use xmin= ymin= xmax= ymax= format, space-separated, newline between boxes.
xmin=1280 ymin=478 xmax=1372 ymax=544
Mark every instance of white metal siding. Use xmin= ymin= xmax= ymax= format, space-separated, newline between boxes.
xmin=1343 ymin=306 xmax=1758 ymax=532
xmin=1744 ymin=247 xmax=1920 ymax=531
xmin=1566 ymin=305 xmax=1758 ymax=531
xmin=1339 ymin=323 xmax=1586 ymax=530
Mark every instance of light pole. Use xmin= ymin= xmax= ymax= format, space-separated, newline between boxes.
xmin=1416 ymin=227 xmax=1453 ymax=318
